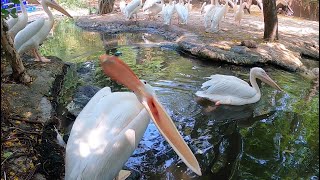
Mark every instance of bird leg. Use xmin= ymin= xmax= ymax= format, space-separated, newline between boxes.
xmin=33 ymin=48 xmax=51 ymax=62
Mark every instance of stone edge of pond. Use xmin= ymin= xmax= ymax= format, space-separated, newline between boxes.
xmin=75 ymin=17 xmax=317 ymax=74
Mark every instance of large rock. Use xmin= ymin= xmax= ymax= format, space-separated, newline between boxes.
xmin=2 ymin=56 xmax=67 ymax=123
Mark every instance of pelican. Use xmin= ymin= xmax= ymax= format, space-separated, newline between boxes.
xmin=207 ymin=0 xmax=229 ymax=32
xmin=175 ymin=0 xmax=189 ymax=24
xmin=195 ymin=67 xmax=282 ymax=106
xmin=234 ymin=0 xmax=245 ymax=26
xmin=13 ymin=0 xmax=72 ymax=62
xmin=65 ymin=55 xmax=202 ymax=180
xmin=119 ymin=0 xmax=127 ymax=14
xmin=223 ymin=0 xmax=229 ymax=18
xmin=143 ymin=0 xmax=163 ymax=20
xmin=6 ymin=0 xmax=39 ymax=39
xmin=123 ymin=0 xmax=143 ymax=20
xmin=142 ymin=0 xmax=160 ymax=11
xmin=203 ymin=0 xmax=220 ymax=28
xmin=162 ymin=0 xmax=176 ymax=25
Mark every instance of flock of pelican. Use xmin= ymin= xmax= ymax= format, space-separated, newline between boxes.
xmin=119 ymin=0 xmax=250 ymax=32
xmin=5 ymin=0 xmax=283 ymax=179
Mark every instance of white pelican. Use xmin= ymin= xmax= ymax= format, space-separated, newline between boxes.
xmin=207 ymin=0 xmax=229 ymax=32
xmin=119 ymin=0 xmax=127 ymax=14
xmin=223 ymin=0 xmax=229 ymax=18
xmin=162 ymin=0 xmax=176 ymax=25
xmin=203 ymin=0 xmax=220 ymax=29
xmin=13 ymin=0 xmax=72 ymax=62
xmin=234 ymin=0 xmax=245 ymax=26
xmin=6 ymin=0 xmax=39 ymax=39
xmin=143 ymin=0 xmax=163 ymax=20
xmin=195 ymin=67 xmax=282 ymax=106
xmin=175 ymin=0 xmax=189 ymax=24
xmin=142 ymin=0 xmax=160 ymax=11
xmin=123 ymin=0 xmax=143 ymax=20
xmin=65 ymin=55 xmax=202 ymax=180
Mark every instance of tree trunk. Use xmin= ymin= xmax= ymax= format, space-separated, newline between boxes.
xmin=263 ymin=0 xmax=278 ymax=41
xmin=1 ymin=18 xmax=31 ymax=84
xmin=98 ymin=0 xmax=115 ymax=15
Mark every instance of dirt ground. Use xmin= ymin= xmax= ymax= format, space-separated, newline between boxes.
xmin=1 ymin=2 xmax=319 ymax=180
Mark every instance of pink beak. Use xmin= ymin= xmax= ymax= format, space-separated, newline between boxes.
xmin=99 ymin=54 xmax=202 ymax=176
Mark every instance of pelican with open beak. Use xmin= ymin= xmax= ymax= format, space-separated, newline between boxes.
xmin=64 ymin=55 xmax=201 ymax=180
xmin=14 ymin=0 xmax=73 ymax=62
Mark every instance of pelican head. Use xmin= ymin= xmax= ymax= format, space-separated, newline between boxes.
xmin=99 ymin=54 xmax=202 ymax=176
xmin=251 ymin=67 xmax=283 ymax=91
xmin=43 ymin=0 xmax=73 ymax=18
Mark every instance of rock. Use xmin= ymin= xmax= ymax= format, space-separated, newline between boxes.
xmin=39 ymin=97 xmax=53 ymax=123
xmin=33 ymin=173 xmax=46 ymax=180
xmin=240 ymin=40 xmax=258 ymax=48
xmin=230 ymin=46 xmax=250 ymax=54
xmin=66 ymin=85 xmax=101 ymax=116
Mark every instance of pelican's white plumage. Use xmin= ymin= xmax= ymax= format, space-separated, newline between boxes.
xmin=14 ymin=0 xmax=72 ymax=62
xmin=207 ymin=0 xmax=229 ymax=32
xmin=6 ymin=0 xmax=31 ymax=38
xmin=143 ymin=0 xmax=161 ymax=11
xmin=119 ymin=0 xmax=127 ymax=14
xmin=162 ymin=0 xmax=176 ymax=25
xmin=143 ymin=0 xmax=163 ymax=20
xmin=175 ymin=0 xmax=189 ymax=24
xmin=65 ymin=87 xmax=150 ymax=180
xmin=123 ymin=0 xmax=142 ymax=20
xmin=65 ymin=55 xmax=202 ymax=180
xmin=234 ymin=0 xmax=245 ymax=26
xmin=196 ymin=67 xmax=282 ymax=105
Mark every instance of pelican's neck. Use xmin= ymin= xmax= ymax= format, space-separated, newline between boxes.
xmin=20 ymin=0 xmax=27 ymax=16
xmin=214 ymin=0 xmax=218 ymax=5
xmin=42 ymin=1 xmax=54 ymax=27
xmin=210 ymin=0 xmax=214 ymax=5
xmin=240 ymin=0 xmax=243 ymax=7
xmin=249 ymin=70 xmax=261 ymax=94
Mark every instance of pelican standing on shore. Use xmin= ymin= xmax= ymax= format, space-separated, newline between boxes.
xmin=14 ymin=0 xmax=73 ymax=62
xmin=196 ymin=67 xmax=282 ymax=105
xmin=65 ymin=55 xmax=202 ymax=180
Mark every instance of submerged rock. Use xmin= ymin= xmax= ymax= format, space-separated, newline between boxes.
xmin=66 ymin=85 xmax=101 ymax=116
xmin=230 ymin=46 xmax=250 ymax=54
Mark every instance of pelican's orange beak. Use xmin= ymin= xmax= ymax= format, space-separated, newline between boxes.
xmin=262 ymin=74 xmax=283 ymax=91
xmin=99 ymin=54 xmax=202 ymax=176
xmin=46 ymin=0 xmax=73 ymax=18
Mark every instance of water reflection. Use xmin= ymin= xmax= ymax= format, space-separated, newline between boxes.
xmin=47 ymin=19 xmax=319 ymax=179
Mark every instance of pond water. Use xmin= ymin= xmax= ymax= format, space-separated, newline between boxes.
xmin=40 ymin=19 xmax=319 ymax=179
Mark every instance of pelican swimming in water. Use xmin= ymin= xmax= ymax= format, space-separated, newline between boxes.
xmin=6 ymin=0 xmax=40 ymax=39
xmin=14 ymin=0 xmax=73 ymax=62
xmin=64 ymin=55 xmax=202 ymax=180
xmin=195 ymin=67 xmax=282 ymax=106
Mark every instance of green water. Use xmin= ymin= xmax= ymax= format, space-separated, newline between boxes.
xmin=40 ymin=19 xmax=319 ymax=179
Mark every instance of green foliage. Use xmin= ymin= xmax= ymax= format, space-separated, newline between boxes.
xmin=1 ymin=0 xmax=20 ymax=19
xmin=58 ymin=65 xmax=83 ymax=106
xmin=58 ymin=0 xmax=87 ymax=8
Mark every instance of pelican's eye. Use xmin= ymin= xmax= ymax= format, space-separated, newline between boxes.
xmin=144 ymin=81 xmax=147 ymax=84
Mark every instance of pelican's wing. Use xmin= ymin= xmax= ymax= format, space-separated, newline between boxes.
xmin=143 ymin=0 xmax=160 ymax=11
xmin=125 ymin=0 xmax=141 ymax=14
xmin=65 ymin=91 xmax=150 ymax=180
xmin=14 ymin=18 xmax=45 ymax=51
xmin=204 ymin=79 xmax=256 ymax=99
xmin=202 ymin=74 xmax=248 ymax=88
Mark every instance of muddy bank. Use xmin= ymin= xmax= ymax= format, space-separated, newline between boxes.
xmin=74 ymin=11 xmax=318 ymax=74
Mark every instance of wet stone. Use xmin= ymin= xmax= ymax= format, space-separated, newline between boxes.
xmin=240 ymin=40 xmax=258 ymax=48
xmin=230 ymin=46 xmax=250 ymax=54
xmin=66 ymin=85 xmax=101 ymax=116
